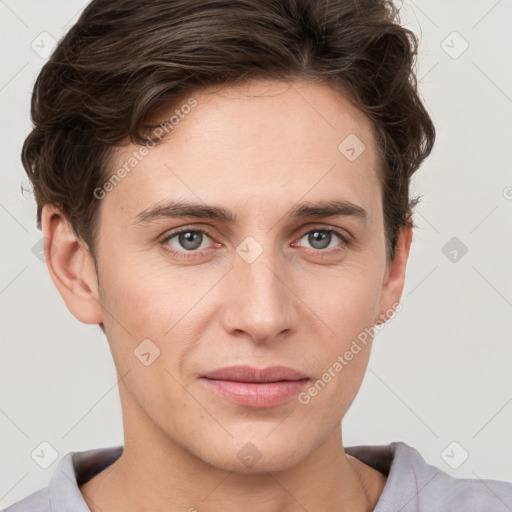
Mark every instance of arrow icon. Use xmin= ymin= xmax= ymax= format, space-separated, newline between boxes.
xmin=441 ymin=441 xmax=468 ymax=469
xmin=338 ymin=134 xmax=365 ymax=161
xmin=236 ymin=236 xmax=263 ymax=263
xmin=134 ymin=339 xmax=161 ymax=365
xmin=31 ymin=441 xmax=59 ymax=468
xmin=440 ymin=31 xmax=469 ymax=59
xmin=237 ymin=441 xmax=263 ymax=467
xmin=441 ymin=237 xmax=468 ymax=263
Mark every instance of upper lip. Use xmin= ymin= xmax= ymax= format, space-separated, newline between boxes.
xmin=201 ymin=365 xmax=309 ymax=383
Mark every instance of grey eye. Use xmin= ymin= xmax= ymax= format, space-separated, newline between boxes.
xmin=180 ymin=231 xmax=203 ymax=250
xmin=168 ymin=231 xmax=208 ymax=251
xmin=301 ymin=230 xmax=342 ymax=250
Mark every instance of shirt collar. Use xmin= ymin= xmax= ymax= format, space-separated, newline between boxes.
xmin=346 ymin=441 xmax=440 ymax=511
xmin=48 ymin=442 xmax=428 ymax=512
xmin=49 ymin=446 xmax=123 ymax=512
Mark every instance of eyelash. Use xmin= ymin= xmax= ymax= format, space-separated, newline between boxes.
xmin=160 ymin=226 xmax=351 ymax=259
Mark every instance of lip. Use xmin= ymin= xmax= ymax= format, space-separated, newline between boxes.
xmin=200 ymin=365 xmax=310 ymax=408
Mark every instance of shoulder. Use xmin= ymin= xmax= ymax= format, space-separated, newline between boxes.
xmin=2 ymin=445 xmax=122 ymax=512
xmin=427 ymin=473 xmax=512 ymax=510
xmin=2 ymin=488 xmax=50 ymax=512
xmin=419 ymin=459 xmax=512 ymax=511
xmin=346 ymin=441 xmax=512 ymax=512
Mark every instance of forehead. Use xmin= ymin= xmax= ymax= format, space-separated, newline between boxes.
xmin=159 ymin=78 xmax=378 ymax=167
xmin=102 ymin=79 xmax=381 ymax=225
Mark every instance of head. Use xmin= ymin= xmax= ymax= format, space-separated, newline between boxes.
xmin=24 ymin=0 xmax=434 ymax=472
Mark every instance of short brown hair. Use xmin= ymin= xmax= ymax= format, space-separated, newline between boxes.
xmin=22 ymin=0 xmax=435 ymax=262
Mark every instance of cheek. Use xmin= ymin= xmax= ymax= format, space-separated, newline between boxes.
xmin=299 ymin=263 xmax=383 ymax=399
xmin=298 ymin=280 xmax=379 ymax=425
xmin=96 ymin=255 xmax=167 ymax=374
xmin=97 ymin=248 xmax=221 ymax=380
xmin=97 ymin=260 xmax=195 ymax=410
xmin=98 ymin=250 xmax=188 ymax=334
xmin=308 ymin=265 xmax=384 ymax=341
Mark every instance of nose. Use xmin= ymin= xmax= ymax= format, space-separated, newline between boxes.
xmin=221 ymin=248 xmax=299 ymax=344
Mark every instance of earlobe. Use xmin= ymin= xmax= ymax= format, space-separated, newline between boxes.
xmin=375 ymin=225 xmax=413 ymax=324
xmin=41 ymin=204 xmax=104 ymax=325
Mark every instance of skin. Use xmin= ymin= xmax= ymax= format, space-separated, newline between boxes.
xmin=42 ymin=78 xmax=412 ymax=512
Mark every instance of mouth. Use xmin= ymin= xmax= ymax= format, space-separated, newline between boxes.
xmin=200 ymin=365 xmax=310 ymax=408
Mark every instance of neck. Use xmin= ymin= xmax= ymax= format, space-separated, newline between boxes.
xmin=80 ymin=384 xmax=385 ymax=512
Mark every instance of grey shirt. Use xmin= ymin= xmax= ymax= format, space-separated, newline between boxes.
xmin=4 ymin=442 xmax=512 ymax=511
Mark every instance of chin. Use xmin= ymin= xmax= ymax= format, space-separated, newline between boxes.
xmin=192 ymin=430 xmax=313 ymax=474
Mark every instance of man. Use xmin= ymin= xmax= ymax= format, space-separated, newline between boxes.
xmin=6 ymin=0 xmax=512 ymax=511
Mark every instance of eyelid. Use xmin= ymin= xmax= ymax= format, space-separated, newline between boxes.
xmin=294 ymin=224 xmax=353 ymax=244
xmin=160 ymin=226 xmax=217 ymax=248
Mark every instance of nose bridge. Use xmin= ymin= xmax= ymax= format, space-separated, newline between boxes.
xmin=223 ymin=239 xmax=296 ymax=342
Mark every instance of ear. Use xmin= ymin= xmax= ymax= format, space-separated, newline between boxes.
xmin=41 ymin=204 xmax=104 ymax=325
xmin=375 ymin=225 xmax=413 ymax=324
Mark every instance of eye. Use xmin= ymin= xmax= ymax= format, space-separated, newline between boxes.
xmin=160 ymin=226 xmax=350 ymax=260
xmin=296 ymin=229 xmax=348 ymax=251
xmin=161 ymin=229 xmax=214 ymax=254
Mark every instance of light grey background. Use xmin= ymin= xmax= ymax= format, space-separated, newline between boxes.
xmin=1 ymin=0 xmax=511 ymax=508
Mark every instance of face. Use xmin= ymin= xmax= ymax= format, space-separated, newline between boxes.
xmin=58 ymin=79 xmax=408 ymax=473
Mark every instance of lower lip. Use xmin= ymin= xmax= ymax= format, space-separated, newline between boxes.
xmin=200 ymin=378 xmax=309 ymax=408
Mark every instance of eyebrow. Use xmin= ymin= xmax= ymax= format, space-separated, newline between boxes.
xmin=131 ymin=198 xmax=368 ymax=226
